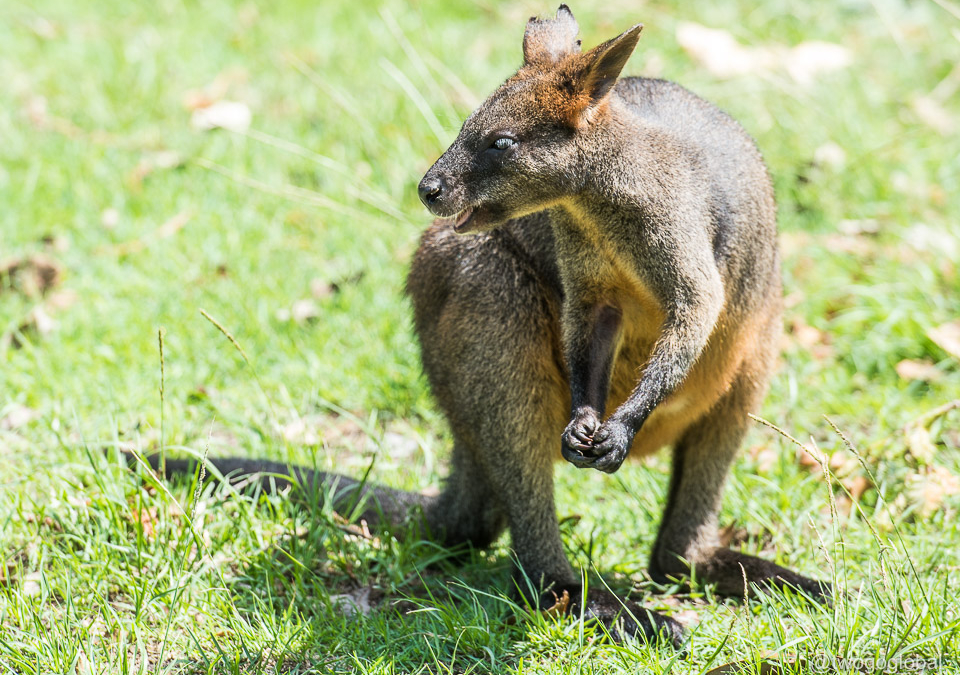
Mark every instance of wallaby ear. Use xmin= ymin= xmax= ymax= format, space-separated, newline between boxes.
xmin=578 ymin=23 xmax=643 ymax=110
xmin=523 ymin=4 xmax=581 ymax=66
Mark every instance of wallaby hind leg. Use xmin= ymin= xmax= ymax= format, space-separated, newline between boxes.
xmin=440 ymin=347 xmax=683 ymax=646
xmin=649 ymin=370 xmax=831 ymax=601
xmin=422 ymin=443 xmax=508 ymax=549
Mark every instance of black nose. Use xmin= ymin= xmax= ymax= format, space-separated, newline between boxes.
xmin=418 ymin=177 xmax=443 ymax=207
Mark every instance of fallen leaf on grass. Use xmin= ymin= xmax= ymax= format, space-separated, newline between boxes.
xmin=676 ymin=23 xmax=850 ymax=84
xmin=786 ymin=316 xmax=834 ymax=360
xmin=896 ymin=359 xmax=943 ymax=383
xmin=928 ymin=321 xmax=960 ymax=360
xmin=109 ymin=211 xmax=192 ymax=256
xmin=5 ymin=306 xmax=57 ymax=349
xmin=542 ymin=589 xmax=571 ymax=618
xmin=191 ymin=100 xmax=251 ymax=132
xmin=747 ymin=443 xmax=779 ymax=474
xmin=912 ymin=96 xmax=955 ymax=135
xmin=46 ymin=289 xmax=78 ymax=311
xmin=309 ymin=271 xmax=365 ymax=300
xmin=22 ymin=571 xmax=43 ymax=597
xmin=782 ymin=41 xmax=851 ymax=86
xmin=906 ymin=427 xmax=937 ymax=464
xmin=129 ymin=506 xmax=160 ymax=540
xmin=676 ymin=23 xmax=775 ymax=78
xmin=902 ymin=400 xmax=960 ymax=465
xmin=127 ymin=150 xmax=184 ymax=190
xmin=330 ymin=586 xmax=378 ymax=617
xmin=0 ymin=404 xmax=39 ymax=430
xmin=27 ymin=17 xmax=59 ymax=39
xmin=182 ymin=69 xmax=248 ymax=111
xmin=812 ymin=141 xmax=846 ymax=169
xmin=906 ymin=465 xmax=960 ymax=519
xmin=101 ymin=207 xmax=120 ymax=229
xmin=0 ymin=255 xmax=62 ymax=297
xmin=843 ymin=475 xmax=872 ymax=502
xmin=671 ymin=609 xmax=700 ymax=627
xmin=275 ymin=298 xmax=321 ymax=324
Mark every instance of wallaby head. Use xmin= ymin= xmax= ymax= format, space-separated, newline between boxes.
xmin=417 ymin=5 xmax=642 ymax=233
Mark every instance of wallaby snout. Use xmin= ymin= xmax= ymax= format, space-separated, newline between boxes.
xmin=417 ymin=176 xmax=443 ymax=208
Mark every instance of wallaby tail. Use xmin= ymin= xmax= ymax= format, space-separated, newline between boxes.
xmin=121 ymin=452 xmax=438 ymax=536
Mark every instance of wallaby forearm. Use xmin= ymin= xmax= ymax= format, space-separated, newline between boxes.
xmin=608 ymin=305 xmax=720 ymax=433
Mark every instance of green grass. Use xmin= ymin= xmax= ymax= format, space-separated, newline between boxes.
xmin=1 ymin=0 xmax=959 ymax=672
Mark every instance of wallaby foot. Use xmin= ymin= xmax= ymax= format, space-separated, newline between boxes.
xmin=702 ymin=548 xmax=831 ymax=601
xmin=525 ymin=579 xmax=684 ymax=647
xmin=566 ymin=585 xmax=684 ymax=646
xmin=651 ymin=547 xmax=831 ymax=602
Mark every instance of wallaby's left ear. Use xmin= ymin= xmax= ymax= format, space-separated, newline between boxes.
xmin=523 ymin=4 xmax=581 ymax=66
xmin=578 ymin=23 xmax=643 ymax=111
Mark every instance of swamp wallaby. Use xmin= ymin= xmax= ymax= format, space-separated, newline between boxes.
xmin=143 ymin=5 xmax=829 ymax=646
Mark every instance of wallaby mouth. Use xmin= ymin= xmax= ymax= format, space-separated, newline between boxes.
xmin=453 ymin=206 xmax=476 ymax=232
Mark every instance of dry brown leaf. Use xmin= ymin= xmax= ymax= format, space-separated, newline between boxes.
xmin=310 ymin=278 xmax=335 ymax=300
xmin=747 ymin=443 xmax=779 ymax=474
xmin=6 ymin=306 xmax=57 ymax=348
xmin=130 ymin=506 xmax=160 ymax=540
xmin=191 ymin=100 xmax=251 ymax=132
xmin=786 ymin=317 xmax=834 ymax=360
xmin=718 ymin=523 xmax=748 ymax=547
xmin=22 ymin=571 xmax=43 ymax=597
xmin=0 ymin=255 xmax=62 ymax=297
xmin=672 ymin=609 xmax=700 ymax=627
xmin=928 ymin=321 xmax=960 ymax=360
xmin=676 ymin=23 xmax=775 ymax=78
xmin=797 ymin=445 xmax=825 ymax=470
xmin=813 ymin=141 xmax=846 ymax=169
xmin=1 ymin=404 xmax=39 ymax=430
xmin=842 ymin=475 xmax=872 ymax=501
xmin=110 ymin=211 xmax=192 ymax=256
xmin=783 ymin=41 xmax=852 ymax=85
xmin=906 ymin=465 xmax=960 ymax=518
xmin=330 ymin=586 xmax=378 ymax=617
xmin=905 ymin=424 xmax=937 ymax=464
xmin=101 ymin=207 xmax=120 ymax=229
xmin=828 ymin=449 xmax=859 ymax=477
xmin=788 ymin=317 xmax=824 ymax=349
xmin=275 ymin=299 xmax=321 ymax=324
xmin=912 ymin=96 xmax=956 ymax=135
xmin=676 ymin=23 xmax=849 ymax=84
xmin=46 ymin=289 xmax=78 ymax=311
xmin=542 ymin=589 xmax=571 ymax=618
xmin=182 ymin=69 xmax=248 ymax=111
xmin=896 ymin=359 xmax=942 ymax=382
xmin=127 ymin=150 xmax=184 ymax=189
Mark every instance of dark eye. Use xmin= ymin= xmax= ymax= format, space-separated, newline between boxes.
xmin=490 ymin=136 xmax=516 ymax=151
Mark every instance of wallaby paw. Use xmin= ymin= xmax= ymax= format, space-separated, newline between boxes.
xmin=561 ymin=416 xmax=633 ymax=474
xmin=561 ymin=407 xmax=601 ymax=461
xmin=547 ymin=586 xmax=684 ymax=647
